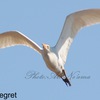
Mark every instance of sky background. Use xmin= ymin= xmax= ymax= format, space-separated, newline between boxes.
xmin=0 ymin=0 xmax=100 ymax=100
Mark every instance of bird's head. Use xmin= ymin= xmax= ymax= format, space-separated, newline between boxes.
xmin=42 ymin=43 xmax=50 ymax=53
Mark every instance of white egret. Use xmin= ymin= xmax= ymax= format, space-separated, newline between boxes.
xmin=0 ymin=9 xmax=100 ymax=86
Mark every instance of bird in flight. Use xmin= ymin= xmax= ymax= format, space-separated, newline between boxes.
xmin=0 ymin=9 xmax=100 ymax=86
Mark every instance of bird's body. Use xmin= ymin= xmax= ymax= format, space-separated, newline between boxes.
xmin=42 ymin=45 xmax=71 ymax=85
xmin=0 ymin=9 xmax=100 ymax=86
xmin=42 ymin=46 xmax=64 ymax=77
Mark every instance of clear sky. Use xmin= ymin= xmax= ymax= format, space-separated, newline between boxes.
xmin=0 ymin=0 xmax=100 ymax=100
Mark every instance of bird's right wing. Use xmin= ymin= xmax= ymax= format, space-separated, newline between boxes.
xmin=55 ymin=9 xmax=100 ymax=64
xmin=0 ymin=31 xmax=42 ymax=54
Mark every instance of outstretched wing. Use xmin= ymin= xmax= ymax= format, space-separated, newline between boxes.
xmin=0 ymin=31 xmax=42 ymax=54
xmin=55 ymin=9 xmax=100 ymax=64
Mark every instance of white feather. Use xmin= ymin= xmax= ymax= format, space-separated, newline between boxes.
xmin=55 ymin=9 xmax=100 ymax=64
xmin=0 ymin=31 xmax=42 ymax=54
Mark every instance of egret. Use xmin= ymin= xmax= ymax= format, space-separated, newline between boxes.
xmin=0 ymin=9 xmax=100 ymax=86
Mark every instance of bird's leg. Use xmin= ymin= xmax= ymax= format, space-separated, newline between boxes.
xmin=62 ymin=70 xmax=71 ymax=86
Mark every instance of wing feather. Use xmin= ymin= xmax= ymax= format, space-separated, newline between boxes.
xmin=55 ymin=9 xmax=100 ymax=64
xmin=0 ymin=31 xmax=42 ymax=54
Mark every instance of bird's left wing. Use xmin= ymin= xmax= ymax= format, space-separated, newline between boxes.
xmin=55 ymin=9 xmax=100 ymax=64
xmin=0 ymin=31 xmax=42 ymax=54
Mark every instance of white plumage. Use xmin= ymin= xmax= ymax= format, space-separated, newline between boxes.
xmin=0 ymin=9 xmax=100 ymax=86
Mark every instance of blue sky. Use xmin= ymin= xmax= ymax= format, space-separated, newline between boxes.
xmin=0 ymin=0 xmax=100 ymax=100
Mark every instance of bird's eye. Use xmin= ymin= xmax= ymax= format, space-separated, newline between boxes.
xmin=47 ymin=45 xmax=50 ymax=49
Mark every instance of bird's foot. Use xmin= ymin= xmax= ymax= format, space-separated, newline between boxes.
xmin=61 ymin=69 xmax=71 ymax=86
xmin=62 ymin=76 xmax=71 ymax=86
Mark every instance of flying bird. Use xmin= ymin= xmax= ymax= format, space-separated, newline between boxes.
xmin=0 ymin=9 xmax=100 ymax=86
